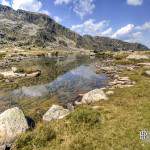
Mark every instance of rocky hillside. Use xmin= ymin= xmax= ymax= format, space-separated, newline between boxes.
xmin=0 ymin=4 xmax=149 ymax=51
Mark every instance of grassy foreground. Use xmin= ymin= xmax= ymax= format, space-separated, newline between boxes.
xmin=12 ymin=65 xmax=150 ymax=150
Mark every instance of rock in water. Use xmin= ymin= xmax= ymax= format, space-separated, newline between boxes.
xmin=0 ymin=107 xmax=28 ymax=147
xmin=81 ymin=89 xmax=108 ymax=104
xmin=43 ymin=105 xmax=70 ymax=122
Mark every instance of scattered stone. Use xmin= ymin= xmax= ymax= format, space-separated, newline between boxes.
xmin=106 ymin=91 xmax=114 ymax=95
xmin=126 ymin=66 xmax=134 ymax=71
xmin=0 ymin=69 xmax=41 ymax=79
xmin=109 ymin=75 xmax=135 ymax=89
xmin=127 ymin=54 xmax=149 ymax=60
xmin=92 ymin=106 xmax=101 ymax=110
xmin=26 ymin=71 xmax=41 ymax=77
xmin=138 ymin=63 xmax=150 ymax=69
xmin=138 ymin=63 xmax=150 ymax=66
xmin=101 ymin=66 xmax=115 ymax=72
xmin=145 ymin=70 xmax=150 ymax=77
xmin=0 ymin=70 xmax=26 ymax=78
xmin=79 ymin=89 xmax=108 ymax=104
xmin=43 ymin=105 xmax=70 ymax=122
xmin=66 ymin=103 xmax=74 ymax=112
xmin=11 ymin=67 xmax=17 ymax=73
xmin=0 ymin=107 xmax=28 ymax=148
xmin=5 ymin=79 xmax=11 ymax=83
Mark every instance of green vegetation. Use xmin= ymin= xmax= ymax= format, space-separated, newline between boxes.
xmin=0 ymin=51 xmax=149 ymax=149
xmin=95 ymin=51 xmax=113 ymax=59
xmin=14 ymin=123 xmax=56 ymax=150
xmin=0 ymin=52 xmax=6 ymax=59
xmin=13 ymin=65 xmax=150 ymax=149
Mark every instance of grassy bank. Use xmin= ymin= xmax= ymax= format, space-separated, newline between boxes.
xmin=13 ymin=65 xmax=150 ymax=149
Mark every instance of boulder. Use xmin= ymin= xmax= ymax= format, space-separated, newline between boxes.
xmin=80 ymin=89 xmax=108 ymax=104
xmin=145 ymin=70 xmax=150 ymax=76
xmin=43 ymin=105 xmax=70 ymax=122
xmin=0 ymin=107 xmax=28 ymax=147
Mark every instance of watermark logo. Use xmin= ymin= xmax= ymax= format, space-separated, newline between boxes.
xmin=140 ymin=129 xmax=150 ymax=142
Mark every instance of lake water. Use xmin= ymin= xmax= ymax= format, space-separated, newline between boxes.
xmin=0 ymin=56 xmax=108 ymax=106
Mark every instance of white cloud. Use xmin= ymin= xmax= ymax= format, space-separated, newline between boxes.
xmin=54 ymin=0 xmax=95 ymax=18
xmin=136 ymin=22 xmax=150 ymax=31
xmin=53 ymin=16 xmax=62 ymax=23
xmin=54 ymin=0 xmax=72 ymax=5
xmin=71 ymin=20 xmax=150 ymax=47
xmin=40 ymin=10 xmax=51 ymax=16
xmin=12 ymin=0 xmax=42 ymax=12
xmin=127 ymin=0 xmax=143 ymax=6
xmin=71 ymin=19 xmax=109 ymax=35
xmin=1 ymin=0 xmax=11 ymax=6
xmin=111 ymin=22 xmax=150 ymax=47
xmin=112 ymin=24 xmax=135 ymax=38
xmin=101 ymin=28 xmax=113 ymax=36
xmin=73 ymin=0 xmax=95 ymax=18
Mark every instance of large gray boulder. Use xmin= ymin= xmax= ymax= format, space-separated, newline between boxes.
xmin=0 ymin=107 xmax=28 ymax=148
xmin=43 ymin=105 xmax=70 ymax=122
xmin=79 ymin=89 xmax=108 ymax=104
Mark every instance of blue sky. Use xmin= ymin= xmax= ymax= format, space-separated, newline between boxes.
xmin=0 ymin=0 xmax=150 ymax=47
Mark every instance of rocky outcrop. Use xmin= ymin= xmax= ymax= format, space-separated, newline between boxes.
xmin=43 ymin=105 xmax=70 ymax=122
xmin=0 ymin=107 xmax=28 ymax=148
xmin=76 ymin=89 xmax=108 ymax=105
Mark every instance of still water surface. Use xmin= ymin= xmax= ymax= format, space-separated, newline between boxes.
xmin=1 ymin=56 xmax=108 ymax=105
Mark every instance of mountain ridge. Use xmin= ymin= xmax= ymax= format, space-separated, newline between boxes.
xmin=0 ymin=4 xmax=149 ymax=51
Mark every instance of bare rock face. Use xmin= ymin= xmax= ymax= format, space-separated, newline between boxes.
xmin=0 ymin=107 xmax=28 ymax=147
xmin=0 ymin=4 xmax=149 ymax=51
xmin=80 ymin=89 xmax=108 ymax=104
xmin=43 ymin=105 xmax=70 ymax=122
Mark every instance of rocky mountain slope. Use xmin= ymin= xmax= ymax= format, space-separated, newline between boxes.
xmin=0 ymin=4 xmax=149 ymax=51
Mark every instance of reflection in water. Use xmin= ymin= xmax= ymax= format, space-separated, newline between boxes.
xmin=11 ymin=65 xmax=108 ymax=104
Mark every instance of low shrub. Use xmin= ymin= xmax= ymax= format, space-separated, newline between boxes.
xmin=68 ymin=107 xmax=101 ymax=127
xmin=14 ymin=123 xmax=56 ymax=150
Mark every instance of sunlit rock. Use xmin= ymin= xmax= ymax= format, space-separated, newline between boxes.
xmin=80 ymin=89 xmax=108 ymax=104
xmin=0 ymin=107 xmax=28 ymax=147
xmin=43 ymin=105 xmax=70 ymax=122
